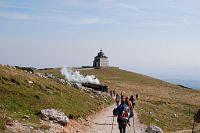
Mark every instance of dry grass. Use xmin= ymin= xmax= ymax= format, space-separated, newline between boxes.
xmin=33 ymin=67 xmax=200 ymax=131
xmin=79 ymin=68 xmax=200 ymax=132
xmin=0 ymin=65 xmax=113 ymax=130
xmin=0 ymin=111 xmax=6 ymax=130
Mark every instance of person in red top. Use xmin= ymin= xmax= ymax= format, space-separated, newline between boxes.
xmin=125 ymin=97 xmax=134 ymax=126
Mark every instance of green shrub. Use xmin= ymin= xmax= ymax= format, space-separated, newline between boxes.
xmin=15 ymin=66 xmax=35 ymax=73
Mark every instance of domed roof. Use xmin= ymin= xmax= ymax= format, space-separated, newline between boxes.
xmin=95 ymin=49 xmax=108 ymax=58
xmin=98 ymin=49 xmax=104 ymax=56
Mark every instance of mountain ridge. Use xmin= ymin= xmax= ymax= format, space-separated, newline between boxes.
xmin=165 ymin=79 xmax=200 ymax=90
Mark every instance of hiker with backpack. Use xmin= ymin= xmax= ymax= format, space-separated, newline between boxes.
xmin=116 ymin=93 xmax=121 ymax=106
xmin=125 ymin=97 xmax=134 ymax=126
xmin=113 ymin=97 xmax=130 ymax=133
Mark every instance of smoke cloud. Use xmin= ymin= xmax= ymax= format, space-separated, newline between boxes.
xmin=61 ymin=67 xmax=100 ymax=85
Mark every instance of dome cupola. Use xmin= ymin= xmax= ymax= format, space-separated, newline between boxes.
xmin=98 ymin=49 xmax=104 ymax=57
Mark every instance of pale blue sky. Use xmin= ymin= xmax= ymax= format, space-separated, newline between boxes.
xmin=0 ymin=0 xmax=200 ymax=80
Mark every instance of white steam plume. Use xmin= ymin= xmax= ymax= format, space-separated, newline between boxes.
xmin=61 ymin=67 xmax=100 ymax=85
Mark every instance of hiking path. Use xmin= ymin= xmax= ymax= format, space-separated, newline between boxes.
xmin=83 ymin=104 xmax=146 ymax=133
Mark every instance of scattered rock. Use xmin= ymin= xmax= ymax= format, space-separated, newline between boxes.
xmin=146 ymin=126 xmax=163 ymax=133
xmin=155 ymin=118 xmax=159 ymax=122
xmin=36 ymin=73 xmax=48 ymax=79
xmin=49 ymin=128 xmax=57 ymax=133
xmin=59 ymin=79 xmax=66 ymax=84
xmin=6 ymin=121 xmax=14 ymax=126
xmin=28 ymin=81 xmax=34 ymax=84
xmin=29 ymin=126 xmax=34 ymax=130
xmin=22 ymin=115 xmax=30 ymax=119
xmin=40 ymin=109 xmax=69 ymax=126
xmin=35 ymin=72 xmax=109 ymax=99
xmin=173 ymin=113 xmax=178 ymax=118
xmin=6 ymin=120 xmax=32 ymax=133
xmin=147 ymin=112 xmax=153 ymax=115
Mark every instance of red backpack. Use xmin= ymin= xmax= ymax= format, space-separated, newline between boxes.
xmin=119 ymin=106 xmax=129 ymax=122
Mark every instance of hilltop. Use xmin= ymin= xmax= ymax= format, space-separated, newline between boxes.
xmin=0 ymin=65 xmax=113 ymax=132
xmin=39 ymin=67 xmax=200 ymax=132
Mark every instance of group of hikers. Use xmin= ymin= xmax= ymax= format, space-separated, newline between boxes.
xmin=112 ymin=92 xmax=139 ymax=133
xmin=110 ymin=90 xmax=116 ymax=97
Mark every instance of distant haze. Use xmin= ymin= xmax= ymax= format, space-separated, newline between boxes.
xmin=1 ymin=0 xmax=200 ymax=81
xmin=165 ymin=79 xmax=200 ymax=90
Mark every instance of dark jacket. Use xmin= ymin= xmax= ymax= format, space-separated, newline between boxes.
xmin=113 ymin=103 xmax=130 ymax=123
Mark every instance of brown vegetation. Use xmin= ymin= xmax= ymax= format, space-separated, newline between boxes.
xmin=80 ymin=68 xmax=200 ymax=131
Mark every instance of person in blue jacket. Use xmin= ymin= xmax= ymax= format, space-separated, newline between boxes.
xmin=113 ymin=97 xmax=130 ymax=133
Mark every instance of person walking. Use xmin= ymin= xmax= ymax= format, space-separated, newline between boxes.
xmin=136 ymin=94 xmax=139 ymax=100
xmin=116 ymin=93 xmax=121 ymax=106
xmin=120 ymin=91 xmax=123 ymax=99
xmin=130 ymin=95 xmax=136 ymax=108
xmin=113 ymin=90 xmax=116 ymax=96
xmin=113 ymin=97 xmax=130 ymax=133
xmin=125 ymin=97 xmax=134 ymax=126
xmin=110 ymin=90 xmax=113 ymax=97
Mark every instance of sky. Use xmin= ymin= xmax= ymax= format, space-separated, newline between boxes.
xmin=0 ymin=0 xmax=200 ymax=80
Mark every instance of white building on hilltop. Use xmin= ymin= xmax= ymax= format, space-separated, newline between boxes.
xmin=93 ymin=50 xmax=109 ymax=68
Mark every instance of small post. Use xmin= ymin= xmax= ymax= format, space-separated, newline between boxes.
xmin=133 ymin=115 xmax=135 ymax=133
xmin=111 ymin=115 xmax=114 ymax=133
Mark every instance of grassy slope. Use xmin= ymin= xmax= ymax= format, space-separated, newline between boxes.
xmin=79 ymin=68 xmax=200 ymax=131
xmin=36 ymin=68 xmax=64 ymax=79
xmin=0 ymin=65 xmax=113 ymax=130
xmin=32 ymin=67 xmax=200 ymax=131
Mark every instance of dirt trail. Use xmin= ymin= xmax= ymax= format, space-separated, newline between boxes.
xmin=83 ymin=105 xmax=146 ymax=133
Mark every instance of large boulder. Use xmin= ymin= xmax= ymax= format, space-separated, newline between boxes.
xmin=41 ymin=109 xmax=69 ymax=126
xmin=145 ymin=126 xmax=163 ymax=133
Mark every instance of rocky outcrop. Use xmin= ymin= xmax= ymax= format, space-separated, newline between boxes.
xmin=40 ymin=109 xmax=69 ymax=126
xmin=145 ymin=126 xmax=163 ymax=133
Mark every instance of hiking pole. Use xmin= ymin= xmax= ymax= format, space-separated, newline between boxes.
xmin=111 ymin=115 xmax=114 ymax=133
xmin=133 ymin=114 xmax=135 ymax=133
